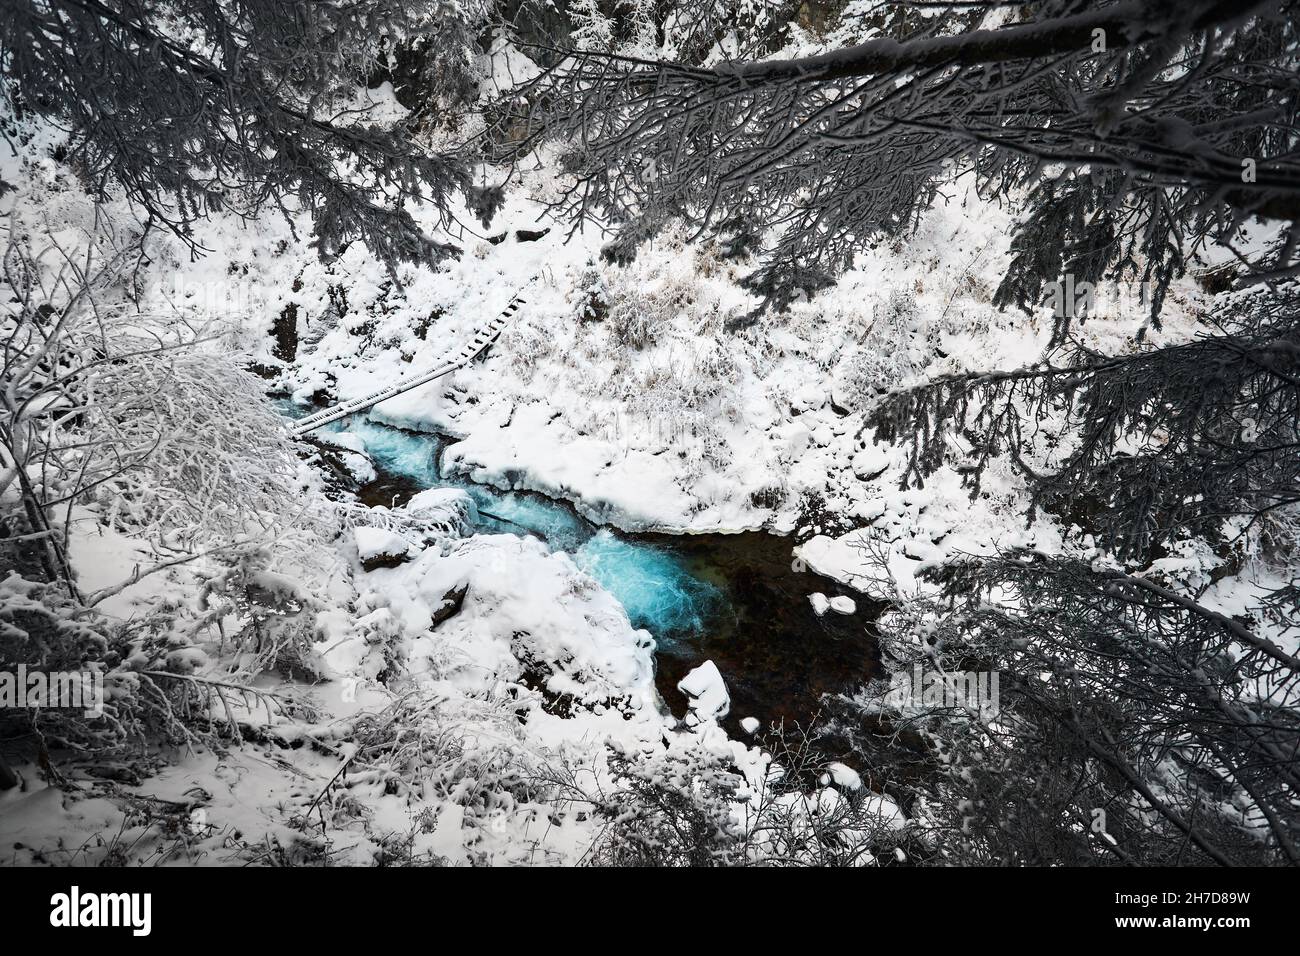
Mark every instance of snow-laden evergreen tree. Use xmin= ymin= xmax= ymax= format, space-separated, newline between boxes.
xmin=0 ymin=0 xmax=486 ymax=266
xmin=495 ymin=0 xmax=1300 ymax=317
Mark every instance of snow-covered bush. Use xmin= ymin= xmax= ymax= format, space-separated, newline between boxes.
xmin=606 ymin=297 xmax=658 ymax=351
xmin=500 ymin=319 xmax=554 ymax=383
xmin=0 ymin=573 xmax=113 ymax=768
xmin=0 ymin=214 xmax=340 ymax=784
xmin=578 ymin=744 xmax=746 ymax=866
xmin=190 ymin=547 xmax=326 ymax=682
xmin=0 ymin=566 xmax=313 ymax=787
xmin=569 ymin=729 xmax=911 ymax=867
xmin=572 ymin=260 xmax=611 ymax=324
xmin=294 ymin=691 xmax=554 ymax=865
xmin=1 ymin=218 xmax=313 ymax=589
xmin=602 ymin=250 xmax=721 ymax=351
xmin=833 ymin=287 xmax=925 ymax=411
xmin=332 ymin=489 xmax=478 ymax=551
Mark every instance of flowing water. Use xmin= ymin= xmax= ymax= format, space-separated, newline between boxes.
xmin=302 ymin=412 xmax=880 ymax=734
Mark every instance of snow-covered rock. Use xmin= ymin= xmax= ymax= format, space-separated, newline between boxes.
xmin=863 ymin=794 xmax=906 ymax=832
xmin=403 ymin=487 xmax=479 ymax=537
xmin=740 ymin=716 xmax=761 ymax=735
xmin=677 ymin=659 xmax=730 ymax=724
xmin=354 ymin=526 xmax=411 ymax=571
xmin=829 ymin=381 xmax=856 ymax=415
xmin=849 ymin=499 xmax=886 ymax=522
xmin=790 ymin=385 xmax=826 ymax=414
xmin=851 ymin=444 xmax=891 ymax=480
xmin=321 ymin=431 xmax=367 ymax=455
xmin=406 ymin=487 xmax=479 ymax=523
xmin=772 ymin=420 xmax=813 ymax=464
xmin=430 ymin=582 xmax=468 ymax=628
xmin=829 ymin=595 xmax=856 ymax=616
xmin=822 ymin=761 xmax=863 ymax=790
xmin=318 ymin=431 xmax=377 ymax=483
xmin=808 ymin=592 xmax=830 ymax=616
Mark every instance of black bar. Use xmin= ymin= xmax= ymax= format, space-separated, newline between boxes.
xmin=5 ymin=865 xmax=1293 ymax=942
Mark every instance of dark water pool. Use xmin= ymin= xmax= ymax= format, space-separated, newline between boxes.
xmin=300 ymin=412 xmax=880 ymax=734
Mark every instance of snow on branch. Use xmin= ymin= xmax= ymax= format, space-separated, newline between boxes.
xmin=492 ymin=0 xmax=1300 ymax=314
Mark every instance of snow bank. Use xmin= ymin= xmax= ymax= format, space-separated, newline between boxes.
xmin=349 ymin=534 xmax=660 ymax=712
